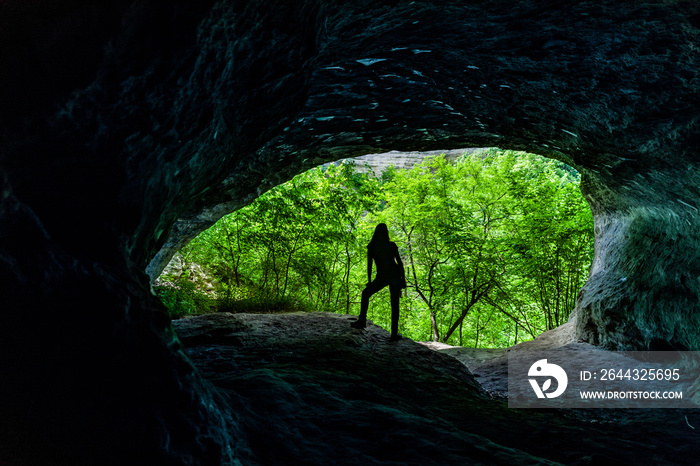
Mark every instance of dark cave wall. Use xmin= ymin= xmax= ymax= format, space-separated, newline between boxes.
xmin=1 ymin=0 xmax=699 ymax=463
xmin=148 ymin=0 xmax=700 ymax=350
xmin=576 ymin=160 xmax=700 ymax=350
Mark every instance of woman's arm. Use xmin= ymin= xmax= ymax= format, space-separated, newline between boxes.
xmin=394 ymin=244 xmax=405 ymax=278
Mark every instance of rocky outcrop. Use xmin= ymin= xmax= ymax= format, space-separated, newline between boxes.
xmin=1 ymin=0 xmax=699 ymax=463
xmin=176 ymin=312 xmax=700 ymax=464
xmin=321 ymin=148 xmax=472 ymax=175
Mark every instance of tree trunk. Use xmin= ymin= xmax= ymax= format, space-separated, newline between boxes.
xmin=430 ymin=311 xmax=440 ymax=342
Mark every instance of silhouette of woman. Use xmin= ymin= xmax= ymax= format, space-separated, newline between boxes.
xmin=351 ymin=223 xmax=406 ymax=341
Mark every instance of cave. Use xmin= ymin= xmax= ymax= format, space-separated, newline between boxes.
xmin=1 ymin=1 xmax=699 ymax=464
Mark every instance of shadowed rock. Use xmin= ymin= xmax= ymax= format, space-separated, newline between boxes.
xmin=1 ymin=0 xmax=699 ymax=463
xmin=175 ymin=312 xmax=700 ymax=465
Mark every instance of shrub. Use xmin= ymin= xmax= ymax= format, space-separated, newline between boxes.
xmin=154 ymin=281 xmax=214 ymax=319
xmin=215 ymin=294 xmax=312 ymax=314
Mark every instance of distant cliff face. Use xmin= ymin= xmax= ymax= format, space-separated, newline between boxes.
xmin=1 ymin=0 xmax=699 ymax=463
xmin=322 ymin=148 xmax=471 ymax=175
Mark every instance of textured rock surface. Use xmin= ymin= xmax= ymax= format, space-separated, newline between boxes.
xmin=321 ymin=148 xmax=472 ymax=175
xmin=175 ymin=312 xmax=700 ymax=465
xmin=1 ymin=0 xmax=699 ymax=463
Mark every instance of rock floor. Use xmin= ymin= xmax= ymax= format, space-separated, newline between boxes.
xmin=173 ymin=312 xmax=700 ymax=465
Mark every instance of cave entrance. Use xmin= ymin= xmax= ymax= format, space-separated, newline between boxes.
xmin=155 ymin=148 xmax=593 ymax=348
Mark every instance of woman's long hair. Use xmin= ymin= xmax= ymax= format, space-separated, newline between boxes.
xmin=369 ymin=223 xmax=390 ymax=247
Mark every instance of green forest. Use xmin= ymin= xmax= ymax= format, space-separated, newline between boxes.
xmin=155 ymin=148 xmax=594 ymax=348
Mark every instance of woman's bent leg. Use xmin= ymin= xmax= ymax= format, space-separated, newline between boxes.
xmin=351 ymin=279 xmax=385 ymax=329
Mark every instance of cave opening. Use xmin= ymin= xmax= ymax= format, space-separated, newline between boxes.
xmin=1 ymin=1 xmax=699 ymax=464
xmin=155 ymin=147 xmax=594 ymax=349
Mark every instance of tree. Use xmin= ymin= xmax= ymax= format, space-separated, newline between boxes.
xmin=157 ymin=149 xmax=594 ymax=348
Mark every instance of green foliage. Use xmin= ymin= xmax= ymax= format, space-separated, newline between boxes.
xmin=154 ymin=281 xmax=214 ymax=319
xmin=215 ymin=294 xmax=312 ymax=314
xmin=156 ymin=150 xmax=594 ymax=347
